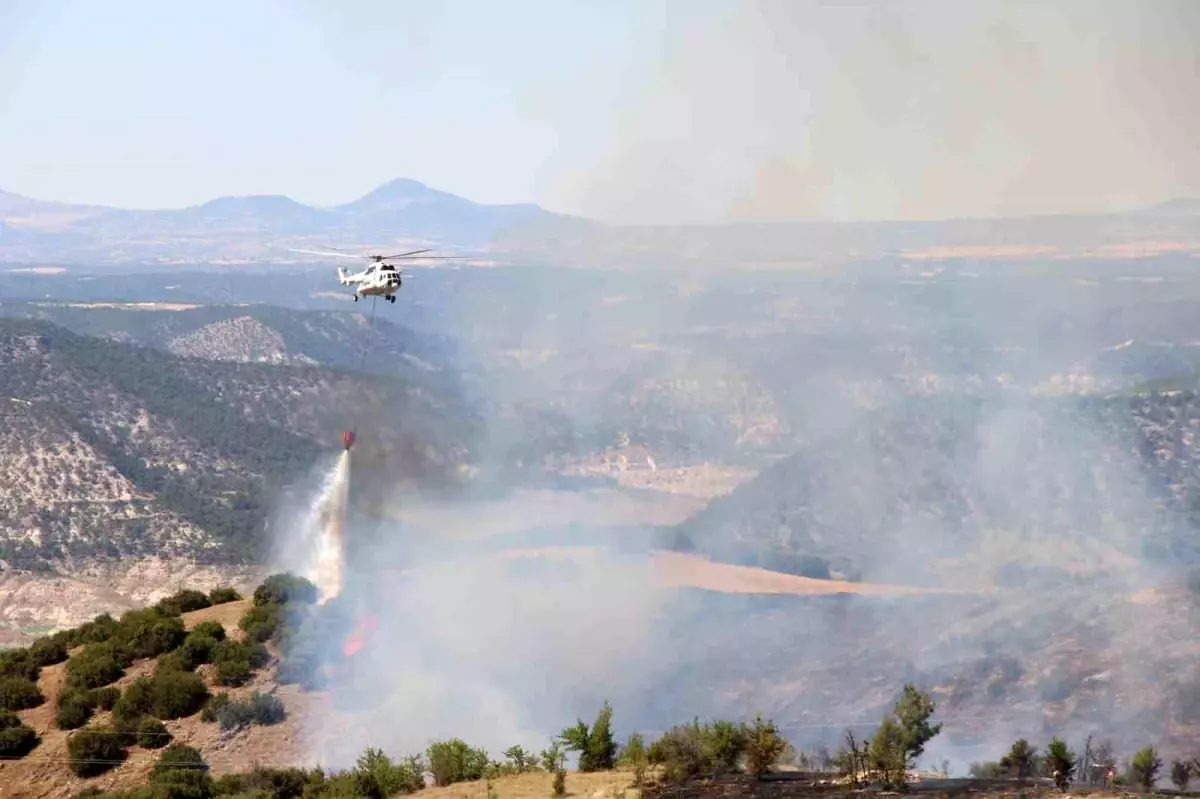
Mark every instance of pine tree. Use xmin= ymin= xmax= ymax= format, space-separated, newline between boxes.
xmin=1000 ymin=739 xmax=1038 ymax=781
xmin=1045 ymin=738 xmax=1076 ymax=792
xmin=892 ymin=684 xmax=942 ymax=766
xmin=586 ymin=702 xmax=617 ymax=771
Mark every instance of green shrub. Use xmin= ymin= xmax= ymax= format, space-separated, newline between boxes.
xmin=249 ymin=692 xmax=286 ymax=726
xmin=191 ymin=621 xmax=227 ymax=642
xmin=177 ymin=634 xmax=219 ymax=671
xmin=648 ymin=722 xmax=707 ymax=783
xmin=216 ymin=658 xmax=252 ymax=687
xmin=156 ymin=590 xmax=212 ymax=616
xmin=156 ymin=652 xmax=189 ymax=675
xmin=0 ymin=711 xmax=38 ymax=758
xmin=211 ymin=692 xmax=286 ymax=731
xmin=214 ymin=697 xmax=256 ymax=731
xmin=111 ymin=712 xmax=142 ymax=749
xmin=253 ymin=574 xmax=318 ymax=608
xmin=86 ymin=686 xmax=121 ymax=711
xmin=67 ymin=726 xmax=128 ymax=777
xmin=114 ymin=677 xmax=155 ymax=722
xmin=56 ymin=692 xmax=94 ymax=730
xmin=209 ymin=587 xmax=242 ymax=605
xmin=29 ymin=636 xmax=69 ymax=667
xmin=151 ymin=762 xmax=215 ymax=799
xmin=211 ymin=639 xmax=269 ymax=681
xmin=743 ymin=715 xmax=789 ymax=778
xmin=238 ymin=604 xmax=283 ymax=644
xmin=552 ymin=769 xmax=566 ymax=796
xmin=427 ymin=738 xmax=489 ymax=786
xmin=0 ymin=676 xmax=44 ymax=711
xmin=619 ymin=733 xmax=649 ymax=786
xmin=212 ymin=766 xmax=322 ymax=799
xmin=151 ymin=669 xmax=209 ymax=720
xmin=352 ymin=748 xmax=426 ymax=797
xmin=137 ymin=716 xmax=172 ymax=749
xmin=702 ymin=720 xmax=747 ymax=773
xmin=0 ymin=649 xmax=40 ymax=682
xmin=153 ymin=742 xmax=208 ymax=776
xmin=246 ymin=643 xmax=270 ymax=669
xmin=66 ymin=641 xmax=133 ymax=690
xmin=212 ymin=639 xmax=246 ymax=664
xmin=73 ymin=614 xmax=120 ymax=646
xmin=113 ymin=609 xmax=186 ymax=659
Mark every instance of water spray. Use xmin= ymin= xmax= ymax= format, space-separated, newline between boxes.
xmin=309 ymin=448 xmax=351 ymax=604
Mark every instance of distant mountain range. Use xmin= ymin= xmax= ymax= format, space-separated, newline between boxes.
xmin=0 ymin=177 xmax=1197 ymax=266
xmin=0 ymin=178 xmax=594 ymax=265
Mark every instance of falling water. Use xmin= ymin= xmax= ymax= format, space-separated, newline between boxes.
xmin=304 ymin=450 xmax=351 ymax=604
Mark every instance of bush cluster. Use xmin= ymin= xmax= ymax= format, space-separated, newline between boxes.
xmin=645 ymin=718 xmax=773 ymax=783
xmin=208 ymin=587 xmax=243 ymax=605
xmin=0 ymin=583 xmax=240 ymax=693
xmin=155 ymin=589 xmax=213 ymax=617
xmin=427 ymin=738 xmax=490 ymax=786
xmin=0 ymin=711 xmax=39 ymax=759
xmin=0 ymin=648 xmax=45 ymax=683
xmin=67 ymin=726 xmax=128 ymax=778
xmin=114 ymin=667 xmax=210 ymax=724
xmin=65 ymin=641 xmax=134 ymax=692
xmin=136 ymin=716 xmax=172 ymax=749
xmin=0 ymin=675 xmax=44 ymax=711
xmin=213 ymin=640 xmax=271 ymax=687
xmin=201 ymin=691 xmax=286 ymax=731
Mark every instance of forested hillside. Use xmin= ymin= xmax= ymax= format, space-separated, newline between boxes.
xmin=668 ymin=391 xmax=1200 ymax=583
xmin=0 ymin=319 xmax=479 ymax=570
xmin=0 ymin=302 xmax=463 ymax=380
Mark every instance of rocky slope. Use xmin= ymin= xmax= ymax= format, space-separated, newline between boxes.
xmin=0 ymin=317 xmax=478 ymax=571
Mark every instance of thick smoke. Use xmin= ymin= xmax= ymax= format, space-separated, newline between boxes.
xmin=566 ymin=0 xmax=1200 ymax=224
xmin=304 ymin=543 xmax=673 ymax=769
xmin=264 ymin=254 xmax=1200 ymax=776
xmin=252 ymin=1 xmax=1200 ymax=776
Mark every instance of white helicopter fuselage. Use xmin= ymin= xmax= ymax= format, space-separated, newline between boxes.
xmin=339 ymin=265 xmax=402 ymax=299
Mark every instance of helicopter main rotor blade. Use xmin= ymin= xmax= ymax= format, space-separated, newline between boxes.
xmin=288 ymin=248 xmax=366 ymax=261
xmin=378 ymin=249 xmax=433 ymax=259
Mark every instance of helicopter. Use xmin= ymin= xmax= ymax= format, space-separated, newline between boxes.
xmin=288 ymin=245 xmax=455 ymax=303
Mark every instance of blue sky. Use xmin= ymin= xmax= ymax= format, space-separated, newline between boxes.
xmin=1 ymin=1 xmax=1197 ymax=224
xmin=0 ymin=0 xmax=674 ymax=211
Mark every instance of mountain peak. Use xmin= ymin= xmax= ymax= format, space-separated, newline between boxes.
xmin=337 ymin=178 xmax=474 ymax=214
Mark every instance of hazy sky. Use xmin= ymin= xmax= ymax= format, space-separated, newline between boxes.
xmin=1 ymin=0 xmax=1197 ymax=223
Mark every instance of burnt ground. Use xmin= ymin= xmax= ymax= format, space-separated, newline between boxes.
xmin=642 ymin=774 xmax=1200 ymax=799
